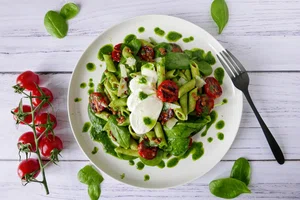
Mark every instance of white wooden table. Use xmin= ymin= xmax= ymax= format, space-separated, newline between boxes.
xmin=1 ymin=0 xmax=300 ymax=199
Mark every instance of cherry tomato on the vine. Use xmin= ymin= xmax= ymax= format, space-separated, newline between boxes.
xmin=157 ymin=80 xmax=179 ymax=103
xmin=138 ymin=140 xmax=158 ymax=160
xmin=204 ymin=77 xmax=222 ymax=99
xmin=18 ymin=132 xmax=37 ymax=152
xmin=17 ymin=158 xmax=40 ymax=180
xmin=39 ymin=135 xmax=63 ymax=158
xmin=16 ymin=71 xmax=40 ymax=91
xmin=32 ymin=87 xmax=53 ymax=108
xmin=34 ymin=113 xmax=57 ymax=133
xmin=13 ymin=105 xmax=34 ymax=124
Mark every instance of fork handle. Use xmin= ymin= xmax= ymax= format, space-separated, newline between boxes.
xmin=243 ymin=90 xmax=285 ymax=164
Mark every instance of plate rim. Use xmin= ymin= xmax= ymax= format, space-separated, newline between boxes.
xmin=67 ymin=14 xmax=243 ymax=189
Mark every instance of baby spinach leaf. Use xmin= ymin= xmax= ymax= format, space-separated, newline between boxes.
xmin=108 ymin=116 xmax=130 ymax=149
xmin=60 ymin=2 xmax=79 ymax=20
xmin=154 ymin=42 xmax=172 ymax=57
xmin=230 ymin=157 xmax=251 ymax=186
xmin=168 ymin=137 xmax=190 ymax=156
xmin=128 ymin=39 xmax=142 ymax=55
xmin=192 ymin=48 xmax=205 ymax=61
xmin=196 ymin=61 xmax=213 ymax=76
xmin=165 ymin=52 xmax=190 ymax=70
xmin=205 ymin=51 xmax=216 ymax=65
xmin=88 ymin=105 xmax=107 ymax=133
xmin=78 ymin=165 xmax=104 ymax=185
xmin=44 ymin=11 xmax=68 ymax=38
xmin=211 ymin=0 xmax=229 ymax=34
xmin=88 ymin=184 xmax=101 ymax=200
xmin=209 ymin=178 xmax=251 ymax=199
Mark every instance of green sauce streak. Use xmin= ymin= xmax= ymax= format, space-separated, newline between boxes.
xmin=91 ymin=147 xmax=98 ymax=154
xmin=208 ymin=137 xmax=213 ymax=143
xmin=82 ymin=122 xmax=91 ymax=133
xmin=144 ymin=174 xmax=150 ymax=181
xmin=192 ymin=142 xmax=204 ymax=161
xmin=89 ymin=82 xmax=94 ymax=88
xmin=154 ymin=27 xmax=165 ymax=36
xmin=80 ymin=82 xmax=87 ymax=89
xmin=120 ymin=173 xmax=125 ymax=179
xmin=136 ymin=161 xmax=145 ymax=170
xmin=124 ymin=34 xmax=137 ymax=44
xmin=138 ymin=27 xmax=145 ymax=33
xmin=216 ymin=120 xmax=225 ymax=130
xmin=166 ymin=31 xmax=182 ymax=42
xmin=129 ymin=160 xmax=135 ymax=166
xmin=86 ymin=62 xmax=96 ymax=72
xmin=201 ymin=110 xmax=218 ymax=137
xmin=223 ymin=98 xmax=228 ymax=104
xmin=217 ymin=132 xmax=224 ymax=140
xmin=167 ymin=157 xmax=179 ymax=168
xmin=98 ymin=44 xmax=113 ymax=61
xmin=74 ymin=97 xmax=82 ymax=102
xmin=157 ymin=160 xmax=165 ymax=169
xmin=183 ymin=36 xmax=194 ymax=43
xmin=139 ymin=91 xmax=148 ymax=100
xmin=214 ymin=67 xmax=225 ymax=85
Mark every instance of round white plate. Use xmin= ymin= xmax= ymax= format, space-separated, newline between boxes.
xmin=68 ymin=15 xmax=243 ymax=189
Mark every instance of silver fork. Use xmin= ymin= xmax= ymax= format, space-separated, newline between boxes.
xmin=217 ymin=50 xmax=285 ymax=165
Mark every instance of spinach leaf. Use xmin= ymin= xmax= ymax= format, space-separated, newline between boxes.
xmin=128 ymin=39 xmax=142 ymax=55
xmin=108 ymin=116 xmax=130 ymax=149
xmin=60 ymin=2 xmax=79 ymax=20
xmin=44 ymin=11 xmax=68 ymax=38
xmin=192 ymin=48 xmax=205 ymax=61
xmin=209 ymin=178 xmax=251 ymax=199
xmin=124 ymin=34 xmax=137 ymax=44
xmin=230 ymin=157 xmax=251 ymax=186
xmin=88 ymin=105 xmax=107 ymax=133
xmin=205 ymin=51 xmax=216 ymax=65
xmin=78 ymin=165 xmax=104 ymax=185
xmin=140 ymin=150 xmax=164 ymax=166
xmin=165 ymin=52 xmax=190 ymax=70
xmin=168 ymin=137 xmax=190 ymax=156
xmin=88 ymin=184 xmax=101 ymax=200
xmin=98 ymin=44 xmax=113 ymax=61
xmin=211 ymin=0 xmax=229 ymax=34
xmin=196 ymin=61 xmax=213 ymax=76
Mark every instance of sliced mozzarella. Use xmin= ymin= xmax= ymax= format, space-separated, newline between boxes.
xmin=119 ymin=64 xmax=127 ymax=78
xmin=165 ymin=117 xmax=178 ymax=129
xmin=126 ymin=57 xmax=136 ymax=67
xmin=178 ymin=77 xmax=188 ymax=86
xmin=195 ymin=76 xmax=206 ymax=88
xmin=117 ymin=78 xmax=128 ymax=97
xmin=164 ymin=102 xmax=180 ymax=110
xmin=127 ymin=91 xmax=155 ymax=112
xmin=130 ymin=95 xmax=163 ymax=135
xmin=129 ymin=75 xmax=154 ymax=92
xmin=141 ymin=63 xmax=157 ymax=84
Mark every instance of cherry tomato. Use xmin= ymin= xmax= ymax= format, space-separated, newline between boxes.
xmin=158 ymin=109 xmax=175 ymax=125
xmin=204 ymin=77 xmax=222 ymax=99
xmin=114 ymin=43 xmax=122 ymax=51
xmin=16 ymin=71 xmax=40 ymax=91
xmin=32 ymin=87 xmax=53 ymax=108
xmin=170 ymin=43 xmax=183 ymax=53
xmin=17 ymin=158 xmax=40 ymax=180
xmin=89 ymin=92 xmax=109 ymax=113
xmin=18 ymin=132 xmax=37 ymax=152
xmin=111 ymin=43 xmax=122 ymax=62
xmin=13 ymin=105 xmax=34 ymax=124
xmin=138 ymin=140 xmax=158 ymax=160
xmin=195 ymin=95 xmax=214 ymax=116
xmin=139 ymin=46 xmax=155 ymax=62
xmin=34 ymin=113 xmax=57 ymax=133
xmin=157 ymin=80 xmax=179 ymax=102
xmin=39 ymin=135 xmax=63 ymax=158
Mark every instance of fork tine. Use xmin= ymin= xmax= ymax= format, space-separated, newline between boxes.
xmin=217 ymin=54 xmax=235 ymax=78
xmin=219 ymin=51 xmax=239 ymax=77
xmin=226 ymin=50 xmax=246 ymax=73
xmin=221 ymin=51 xmax=241 ymax=75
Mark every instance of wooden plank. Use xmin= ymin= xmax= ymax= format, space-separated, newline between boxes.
xmin=0 ymin=0 xmax=300 ymax=72
xmin=1 ymin=72 xmax=299 ymax=161
xmin=0 ymin=160 xmax=299 ymax=199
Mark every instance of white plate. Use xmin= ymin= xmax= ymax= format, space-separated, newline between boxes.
xmin=68 ymin=15 xmax=243 ymax=189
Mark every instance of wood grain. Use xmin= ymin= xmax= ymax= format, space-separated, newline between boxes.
xmin=1 ymin=72 xmax=299 ymax=161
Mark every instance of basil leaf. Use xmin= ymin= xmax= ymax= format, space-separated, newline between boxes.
xmin=88 ymin=105 xmax=107 ymax=133
xmin=78 ymin=165 xmax=104 ymax=185
xmin=196 ymin=61 xmax=213 ymax=76
xmin=165 ymin=52 xmax=190 ymax=70
xmin=60 ymin=3 xmax=79 ymax=20
xmin=209 ymin=178 xmax=251 ymax=199
xmin=128 ymin=39 xmax=142 ymax=55
xmin=230 ymin=157 xmax=251 ymax=186
xmin=88 ymin=184 xmax=101 ymax=200
xmin=168 ymin=137 xmax=190 ymax=156
xmin=211 ymin=0 xmax=229 ymax=34
xmin=108 ymin=116 xmax=131 ymax=149
xmin=44 ymin=11 xmax=68 ymax=38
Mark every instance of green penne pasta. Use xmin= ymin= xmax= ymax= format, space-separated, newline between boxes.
xmin=179 ymin=93 xmax=188 ymax=117
xmin=122 ymin=46 xmax=133 ymax=58
xmin=109 ymin=97 xmax=128 ymax=108
xmin=95 ymin=111 xmax=110 ymax=121
xmin=104 ymin=81 xmax=117 ymax=100
xmin=156 ymin=62 xmax=165 ymax=86
xmin=178 ymin=79 xmax=196 ymax=98
xmin=166 ymin=69 xmax=179 ymax=79
xmin=129 ymin=125 xmax=140 ymax=140
xmin=188 ymin=87 xmax=198 ymax=113
xmin=174 ymin=103 xmax=187 ymax=121
xmin=104 ymin=71 xmax=119 ymax=90
xmin=114 ymin=147 xmax=139 ymax=157
xmin=130 ymin=138 xmax=138 ymax=150
xmin=184 ymin=69 xmax=192 ymax=81
xmin=190 ymin=61 xmax=200 ymax=79
xmin=154 ymin=122 xmax=167 ymax=148
xmin=103 ymin=54 xmax=116 ymax=72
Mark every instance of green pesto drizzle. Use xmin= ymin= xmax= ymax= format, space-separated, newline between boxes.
xmin=136 ymin=161 xmax=145 ymax=170
xmin=201 ymin=110 xmax=218 ymax=137
xmin=129 ymin=160 xmax=135 ymax=166
xmin=74 ymin=97 xmax=82 ymax=102
xmin=217 ymin=132 xmax=224 ymax=140
xmin=166 ymin=31 xmax=182 ymax=42
xmin=82 ymin=122 xmax=91 ymax=133
xmin=86 ymin=62 xmax=96 ymax=72
xmin=208 ymin=137 xmax=213 ymax=143
xmin=91 ymin=147 xmax=99 ymax=154
xmin=183 ymin=36 xmax=194 ymax=43
xmin=144 ymin=174 xmax=150 ymax=181
xmin=154 ymin=27 xmax=165 ymax=36
xmin=80 ymin=82 xmax=87 ymax=89
xmin=214 ymin=67 xmax=225 ymax=85
xmin=138 ymin=27 xmax=145 ymax=33
xmin=216 ymin=120 xmax=225 ymax=130
xmin=120 ymin=173 xmax=125 ymax=179
xmin=157 ymin=160 xmax=165 ymax=169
